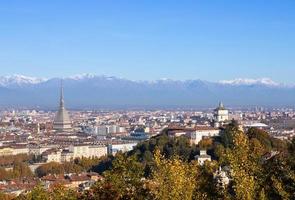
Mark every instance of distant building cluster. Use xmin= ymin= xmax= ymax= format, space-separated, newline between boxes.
xmin=0 ymin=83 xmax=295 ymax=196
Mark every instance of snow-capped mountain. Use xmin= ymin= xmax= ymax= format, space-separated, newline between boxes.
xmin=0 ymin=74 xmax=47 ymax=87
xmin=219 ymin=78 xmax=280 ymax=87
xmin=67 ymin=73 xmax=97 ymax=80
xmin=0 ymin=74 xmax=294 ymax=108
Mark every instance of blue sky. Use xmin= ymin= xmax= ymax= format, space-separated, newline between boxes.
xmin=0 ymin=0 xmax=295 ymax=83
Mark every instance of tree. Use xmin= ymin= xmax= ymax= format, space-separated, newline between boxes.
xmin=16 ymin=184 xmax=78 ymax=200
xmin=0 ymin=192 xmax=14 ymax=200
xmin=246 ymin=128 xmax=272 ymax=151
xmin=19 ymin=185 xmax=49 ymax=200
xmin=193 ymin=162 xmax=223 ymax=200
xmin=35 ymin=162 xmax=64 ymax=177
xmin=0 ymin=167 xmax=13 ymax=180
xmin=12 ymin=161 xmax=34 ymax=178
xmin=220 ymin=120 xmax=240 ymax=148
xmin=50 ymin=184 xmax=78 ymax=200
xmin=148 ymin=149 xmax=197 ymax=200
xmin=223 ymin=130 xmax=260 ymax=200
xmin=86 ymin=153 xmax=147 ymax=200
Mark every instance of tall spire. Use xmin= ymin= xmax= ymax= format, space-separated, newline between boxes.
xmin=219 ymin=101 xmax=224 ymax=109
xmin=60 ymin=80 xmax=65 ymax=108
xmin=53 ymin=80 xmax=72 ymax=132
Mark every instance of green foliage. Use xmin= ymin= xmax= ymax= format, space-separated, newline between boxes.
xmin=0 ymin=192 xmax=14 ymax=200
xmin=194 ymin=162 xmax=221 ymax=200
xmin=130 ymin=133 xmax=197 ymax=161
xmin=0 ymin=162 xmax=33 ymax=180
xmin=85 ymin=153 xmax=148 ymax=200
xmin=7 ymin=124 xmax=295 ymax=200
xmin=0 ymin=154 xmax=33 ymax=167
xmin=149 ymin=149 xmax=197 ymax=200
xmin=223 ymin=131 xmax=258 ymax=200
xmin=20 ymin=185 xmax=49 ymax=200
xmin=35 ymin=162 xmax=65 ymax=177
xmin=262 ymin=151 xmax=295 ymax=199
xmin=128 ymin=133 xmax=198 ymax=176
xmin=12 ymin=161 xmax=34 ymax=178
xmin=35 ymin=156 xmax=110 ymax=177
xmin=16 ymin=184 xmax=78 ymax=200
xmin=247 ymin=128 xmax=272 ymax=150
xmin=220 ymin=120 xmax=240 ymax=148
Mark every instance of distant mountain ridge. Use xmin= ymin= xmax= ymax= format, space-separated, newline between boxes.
xmin=0 ymin=74 xmax=294 ymax=109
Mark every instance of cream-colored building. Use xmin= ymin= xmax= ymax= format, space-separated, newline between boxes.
xmin=29 ymin=144 xmax=59 ymax=156
xmin=0 ymin=147 xmax=14 ymax=156
xmin=12 ymin=146 xmax=29 ymax=155
xmin=0 ymin=146 xmax=29 ymax=156
xmin=42 ymin=145 xmax=107 ymax=163
xmin=43 ymin=149 xmax=62 ymax=163
xmin=214 ymin=102 xmax=229 ymax=127
xmin=189 ymin=127 xmax=220 ymax=145
xmin=69 ymin=145 xmax=107 ymax=159
xmin=195 ymin=150 xmax=211 ymax=165
xmin=61 ymin=150 xmax=74 ymax=162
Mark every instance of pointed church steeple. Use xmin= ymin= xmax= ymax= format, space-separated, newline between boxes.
xmin=53 ymin=80 xmax=72 ymax=132
xmin=60 ymin=80 xmax=65 ymax=108
xmin=219 ymin=101 xmax=224 ymax=109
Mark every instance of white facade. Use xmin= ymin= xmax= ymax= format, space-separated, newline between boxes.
xmin=215 ymin=109 xmax=229 ymax=122
xmin=61 ymin=151 xmax=74 ymax=162
xmin=29 ymin=145 xmax=59 ymax=156
xmin=12 ymin=147 xmax=29 ymax=155
xmin=44 ymin=150 xmax=62 ymax=163
xmin=0 ymin=146 xmax=29 ymax=156
xmin=189 ymin=128 xmax=220 ymax=145
xmin=43 ymin=145 xmax=107 ymax=163
xmin=109 ymin=143 xmax=137 ymax=155
xmin=195 ymin=150 xmax=211 ymax=165
xmin=69 ymin=145 xmax=107 ymax=159
xmin=214 ymin=102 xmax=229 ymax=127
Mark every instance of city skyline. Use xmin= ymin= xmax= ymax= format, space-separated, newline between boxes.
xmin=1 ymin=1 xmax=295 ymax=83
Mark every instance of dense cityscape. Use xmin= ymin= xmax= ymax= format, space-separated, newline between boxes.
xmin=0 ymin=84 xmax=294 ymax=199
xmin=1 ymin=1 xmax=295 ymax=199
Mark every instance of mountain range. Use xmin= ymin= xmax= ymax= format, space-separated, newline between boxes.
xmin=0 ymin=74 xmax=294 ymax=109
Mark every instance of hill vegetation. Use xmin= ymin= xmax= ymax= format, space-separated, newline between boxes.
xmin=3 ymin=121 xmax=295 ymax=199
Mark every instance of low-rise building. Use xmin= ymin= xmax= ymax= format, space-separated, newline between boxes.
xmin=42 ymin=149 xmax=62 ymax=163
xmin=189 ymin=126 xmax=220 ymax=145
xmin=195 ymin=150 xmax=211 ymax=165
xmin=69 ymin=145 xmax=107 ymax=159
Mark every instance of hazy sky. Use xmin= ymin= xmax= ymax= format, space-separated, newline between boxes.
xmin=0 ymin=0 xmax=295 ymax=83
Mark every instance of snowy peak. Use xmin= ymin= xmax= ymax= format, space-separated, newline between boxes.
xmin=219 ymin=78 xmax=280 ymax=87
xmin=0 ymin=74 xmax=294 ymax=107
xmin=0 ymin=74 xmax=47 ymax=87
xmin=67 ymin=73 xmax=97 ymax=80
xmin=0 ymin=74 xmax=289 ymax=88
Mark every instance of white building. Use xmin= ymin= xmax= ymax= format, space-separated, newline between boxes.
xmin=214 ymin=166 xmax=230 ymax=188
xmin=42 ymin=145 xmax=108 ymax=163
xmin=43 ymin=149 xmax=62 ymax=163
xmin=189 ymin=126 xmax=220 ymax=145
xmin=195 ymin=150 xmax=211 ymax=165
xmin=12 ymin=146 xmax=29 ymax=155
xmin=0 ymin=146 xmax=29 ymax=156
xmin=61 ymin=150 xmax=74 ymax=162
xmin=29 ymin=145 xmax=59 ymax=156
xmin=108 ymin=143 xmax=137 ymax=155
xmin=69 ymin=145 xmax=107 ymax=159
xmin=214 ymin=102 xmax=229 ymax=127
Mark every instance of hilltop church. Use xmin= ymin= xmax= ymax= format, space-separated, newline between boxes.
xmin=213 ymin=102 xmax=229 ymax=128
